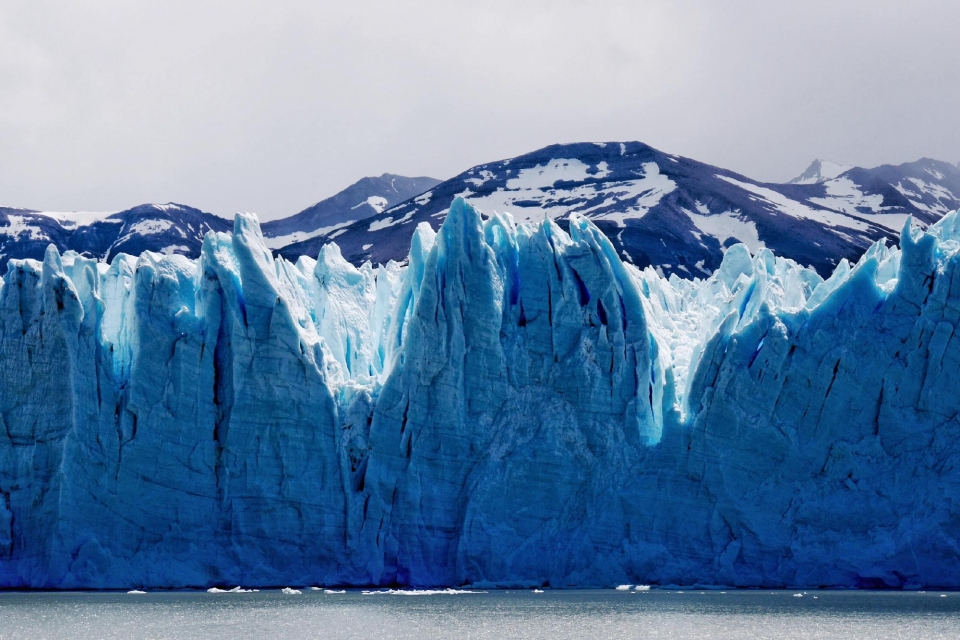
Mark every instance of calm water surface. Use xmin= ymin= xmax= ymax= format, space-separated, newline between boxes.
xmin=1 ymin=588 xmax=958 ymax=639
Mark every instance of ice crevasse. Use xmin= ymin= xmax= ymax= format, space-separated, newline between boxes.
xmin=2 ymin=196 xmax=960 ymax=589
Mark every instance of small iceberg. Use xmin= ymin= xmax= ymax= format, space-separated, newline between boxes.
xmin=310 ymin=587 xmax=322 ymax=591
xmin=793 ymin=593 xmax=803 ymax=597
xmin=361 ymin=589 xmax=482 ymax=596
xmin=207 ymin=586 xmax=257 ymax=593
xmin=634 ymin=585 xmax=651 ymax=591
xmin=282 ymin=587 xmax=302 ymax=595
xmin=532 ymin=589 xmax=544 ymax=593
xmin=127 ymin=590 xmax=146 ymax=594
xmin=324 ymin=589 xmax=346 ymax=594
xmin=616 ymin=585 xmax=632 ymax=591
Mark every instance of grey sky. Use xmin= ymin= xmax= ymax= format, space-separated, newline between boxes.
xmin=1 ymin=0 xmax=958 ymax=221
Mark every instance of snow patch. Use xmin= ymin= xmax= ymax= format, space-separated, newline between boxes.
xmin=354 ymin=196 xmax=388 ymax=213
xmin=506 ymin=158 xmax=596 ymax=189
xmin=464 ymin=162 xmax=675 ymax=225
xmin=687 ymin=208 xmax=765 ymax=254
xmin=368 ymin=208 xmax=417 ymax=232
xmin=719 ymin=175 xmax=869 ymax=230
xmin=37 ymin=210 xmax=123 ymax=227
xmin=465 ymin=170 xmax=496 ymax=187
xmin=1 ymin=215 xmax=47 ymax=240
xmin=809 ymin=177 xmax=885 ymax=217
xmin=264 ymin=221 xmax=353 ymax=249
xmin=126 ymin=219 xmax=174 ymax=236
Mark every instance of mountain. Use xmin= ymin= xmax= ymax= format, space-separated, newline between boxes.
xmin=4 ymin=146 xmax=960 ymax=282
xmin=3 ymin=199 xmax=960 ymax=589
xmin=0 ymin=174 xmax=441 ymax=273
xmin=787 ymin=159 xmax=853 ymax=184
xmin=0 ymin=203 xmax=232 ymax=267
xmin=827 ymin=158 xmax=960 ymax=224
xmin=277 ymin=142 xmax=960 ymax=279
xmin=261 ymin=173 xmax=441 ymax=249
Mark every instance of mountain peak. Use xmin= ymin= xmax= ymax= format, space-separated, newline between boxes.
xmin=787 ymin=159 xmax=853 ymax=185
xmin=260 ymin=174 xmax=441 ymax=246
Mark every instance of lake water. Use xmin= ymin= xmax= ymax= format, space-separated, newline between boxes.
xmin=1 ymin=588 xmax=958 ymax=639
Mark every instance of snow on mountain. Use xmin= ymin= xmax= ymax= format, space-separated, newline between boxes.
xmin=0 ymin=203 xmax=231 ymax=269
xmin=787 ymin=159 xmax=853 ymax=184
xmin=3 ymin=147 xmax=958 ymax=283
xmin=3 ymin=198 xmax=960 ymax=589
xmin=261 ymin=173 xmax=440 ymax=249
xmin=277 ymin=142 xmax=901 ymax=279
xmin=0 ymin=174 xmax=440 ymax=274
xmin=830 ymin=159 xmax=960 ymax=222
xmin=279 ymin=144 xmax=960 ymax=280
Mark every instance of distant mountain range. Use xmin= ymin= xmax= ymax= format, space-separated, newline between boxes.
xmin=0 ymin=203 xmax=233 ymax=268
xmin=3 ymin=144 xmax=959 ymax=278
xmin=278 ymin=143 xmax=960 ymax=278
xmin=0 ymin=174 xmax=439 ymax=271
xmin=260 ymin=173 xmax=440 ymax=248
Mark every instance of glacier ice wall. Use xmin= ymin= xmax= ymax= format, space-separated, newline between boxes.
xmin=2 ymin=198 xmax=960 ymax=589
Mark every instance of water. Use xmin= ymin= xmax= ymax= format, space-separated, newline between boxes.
xmin=1 ymin=589 xmax=959 ymax=639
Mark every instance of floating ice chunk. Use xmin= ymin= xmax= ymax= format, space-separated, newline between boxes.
xmin=281 ymin=587 xmax=302 ymax=595
xmin=361 ymin=589 xmax=483 ymax=595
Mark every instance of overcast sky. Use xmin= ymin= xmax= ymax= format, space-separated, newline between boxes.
xmin=1 ymin=0 xmax=958 ymax=220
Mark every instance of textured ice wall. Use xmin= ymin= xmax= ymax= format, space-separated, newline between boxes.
xmin=1 ymin=198 xmax=960 ymax=589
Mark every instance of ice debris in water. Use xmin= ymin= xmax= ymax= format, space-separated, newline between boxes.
xmin=281 ymin=587 xmax=302 ymax=595
xmin=3 ymin=199 xmax=960 ymax=590
xmin=361 ymin=589 xmax=482 ymax=596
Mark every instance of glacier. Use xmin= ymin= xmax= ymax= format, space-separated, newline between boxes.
xmin=2 ymin=196 xmax=960 ymax=589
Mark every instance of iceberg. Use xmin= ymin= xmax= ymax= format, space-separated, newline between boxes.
xmin=1 ymin=197 xmax=960 ymax=590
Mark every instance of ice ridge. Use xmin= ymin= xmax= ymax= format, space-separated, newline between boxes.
xmin=1 ymin=197 xmax=960 ymax=589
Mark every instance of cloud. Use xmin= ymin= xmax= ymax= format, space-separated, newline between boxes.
xmin=0 ymin=0 xmax=958 ymax=219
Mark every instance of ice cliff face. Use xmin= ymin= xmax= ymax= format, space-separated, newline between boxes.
xmin=2 ymin=197 xmax=960 ymax=589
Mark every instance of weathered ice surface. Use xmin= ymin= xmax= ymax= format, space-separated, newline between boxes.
xmin=2 ymin=197 xmax=960 ymax=589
